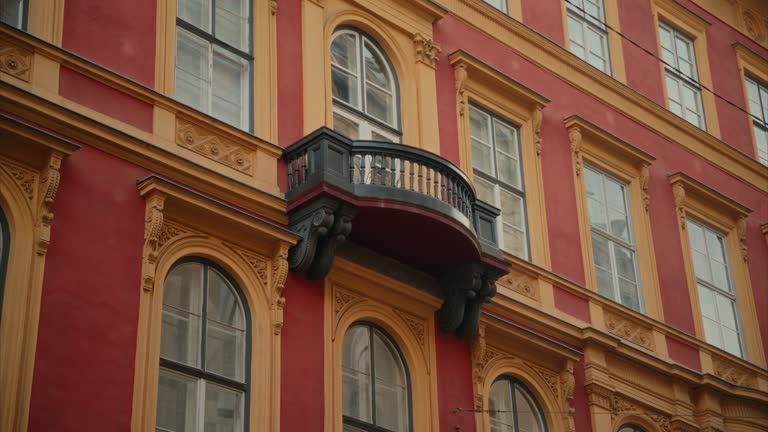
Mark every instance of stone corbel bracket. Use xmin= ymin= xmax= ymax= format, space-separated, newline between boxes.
xmin=142 ymin=192 xmax=168 ymax=292
xmin=288 ymin=195 xmax=357 ymax=281
xmin=36 ymin=152 xmax=64 ymax=255
xmin=438 ymin=262 xmax=502 ymax=337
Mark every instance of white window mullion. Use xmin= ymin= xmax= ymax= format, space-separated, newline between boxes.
xmin=196 ymin=378 xmax=205 ymax=432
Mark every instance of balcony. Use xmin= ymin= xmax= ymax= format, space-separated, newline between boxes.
xmin=284 ymin=128 xmax=510 ymax=336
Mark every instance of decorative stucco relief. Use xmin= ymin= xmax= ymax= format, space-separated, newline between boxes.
xmin=0 ymin=39 xmax=32 ymax=82
xmin=176 ymin=118 xmax=254 ymax=174
xmin=0 ymin=156 xmax=36 ymax=202
xmin=413 ymin=33 xmax=440 ymax=68
xmin=497 ymin=273 xmax=540 ymax=301
xmin=604 ymin=311 xmax=654 ymax=350
xmin=713 ymin=356 xmax=757 ymax=388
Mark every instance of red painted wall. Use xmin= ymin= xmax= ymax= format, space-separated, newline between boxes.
xmin=521 ymin=0 xmax=565 ymax=46
xmin=618 ymin=0 xmax=666 ymax=106
xmin=62 ymin=0 xmax=156 ymax=87
xmin=666 ymin=336 xmax=702 ymax=372
xmin=573 ymin=361 xmax=592 ymax=432
xmin=29 ymin=146 xmax=148 ymax=431
xmin=277 ymin=0 xmax=304 ymax=147
xmin=554 ymin=286 xmax=591 ymax=323
xmin=59 ymin=68 xmax=154 ymax=133
xmin=435 ymin=325 xmax=477 ymax=432
xmin=281 ymin=273 xmax=325 ymax=432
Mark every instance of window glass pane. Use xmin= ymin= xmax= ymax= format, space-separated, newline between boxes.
xmin=204 ymin=383 xmax=242 ymax=432
xmin=332 ymin=33 xmax=357 ymax=72
xmin=722 ymin=327 xmax=742 ymax=357
xmin=212 ymin=47 xmax=248 ymax=128
xmin=469 ymin=107 xmax=491 ymax=143
xmin=702 ymin=316 xmax=721 ymax=347
xmin=493 ymin=120 xmax=519 ymax=158
xmin=364 ymin=42 xmax=391 ymax=90
xmin=494 ymin=121 xmax=521 ymax=187
xmin=488 ymin=380 xmax=515 ymax=428
xmin=514 ymin=384 xmax=545 ymax=432
xmin=755 ymin=125 xmax=768 ymax=165
xmin=365 ymin=84 xmax=393 ymax=125
xmin=619 ymin=278 xmax=640 ymax=311
xmin=332 ymin=68 xmax=360 ymax=108
xmin=164 ymin=263 xmax=204 ymax=313
xmin=704 ymin=229 xmax=726 ymax=263
xmin=691 ymin=249 xmax=711 ymax=283
xmin=157 ymin=369 xmax=198 ymax=432
xmin=496 ymin=154 xmax=521 ymax=189
xmin=343 ymin=326 xmax=371 ymax=373
xmin=0 ymin=0 xmax=23 ymax=28
xmin=178 ymin=0 xmax=210 ymax=31
xmin=500 ymin=189 xmax=524 ymax=228
xmin=614 ymin=245 xmax=636 ymax=283
xmin=373 ymin=332 xmax=408 ymax=432
xmin=710 ymin=260 xmax=729 ymax=292
xmin=503 ymin=224 xmax=527 ymax=259
xmin=205 ymin=320 xmax=245 ymax=381
xmin=483 ymin=0 xmax=507 ymax=12
xmin=176 ymin=28 xmax=211 ymax=112
xmin=342 ymin=326 xmax=372 ymax=423
xmin=761 ymin=85 xmax=768 ymax=123
xmin=568 ymin=15 xmax=587 ymax=60
xmin=474 ymin=176 xmax=496 ymax=204
xmin=659 ymin=26 xmax=674 ymax=59
xmin=698 ymin=285 xmax=716 ymax=319
xmin=373 ymin=330 xmax=405 ymax=386
xmin=207 ymin=269 xmax=244 ymax=329
xmin=161 ymin=305 xmax=202 ymax=367
xmin=215 ymin=0 xmax=249 ymax=51
xmin=687 ymin=221 xmax=706 ymax=252
xmin=472 ymin=139 xmax=494 ymax=176
xmin=745 ymin=78 xmax=762 ymax=120
xmin=334 ymin=111 xmax=360 ymax=140
xmin=716 ymin=294 xmax=737 ymax=330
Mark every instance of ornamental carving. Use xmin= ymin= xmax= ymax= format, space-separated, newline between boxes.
xmin=604 ymin=311 xmax=653 ymax=350
xmin=497 ymin=273 xmax=539 ymax=301
xmin=454 ymin=63 xmax=468 ymax=117
xmin=672 ymin=182 xmax=687 ymax=229
xmin=640 ymin=164 xmax=650 ymax=212
xmin=270 ymin=0 xmax=277 ymax=15
xmin=271 ymin=243 xmax=289 ymax=299
xmin=142 ymin=194 xmax=167 ymax=291
xmin=393 ymin=309 xmax=426 ymax=348
xmin=610 ymin=393 xmax=637 ymax=421
xmin=0 ymin=157 xmax=36 ymax=201
xmin=36 ymin=153 xmax=63 ymax=255
xmin=231 ymin=246 xmax=270 ymax=288
xmin=527 ymin=363 xmax=559 ymax=400
xmin=736 ymin=217 xmax=748 ymax=262
xmin=533 ymin=106 xmax=543 ymax=156
xmin=569 ymin=127 xmax=583 ymax=176
xmin=176 ymin=118 xmax=254 ymax=174
xmin=157 ymin=219 xmax=190 ymax=250
xmin=413 ymin=33 xmax=440 ymax=68
xmin=585 ymin=383 xmax=612 ymax=410
xmin=0 ymin=40 xmax=32 ymax=82
xmin=334 ymin=288 xmax=359 ymax=316
xmin=713 ymin=357 xmax=757 ymax=388
xmin=560 ymin=361 xmax=576 ymax=432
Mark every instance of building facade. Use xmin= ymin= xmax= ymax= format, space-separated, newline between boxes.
xmin=0 ymin=0 xmax=766 ymax=431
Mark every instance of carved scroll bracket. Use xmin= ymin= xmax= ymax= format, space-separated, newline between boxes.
xmin=413 ymin=33 xmax=441 ymax=68
xmin=288 ymin=195 xmax=357 ymax=281
xmin=454 ymin=63 xmax=468 ymax=117
xmin=736 ymin=217 xmax=748 ymax=262
xmin=142 ymin=193 xmax=168 ymax=291
xmin=560 ymin=360 xmax=576 ymax=432
xmin=672 ymin=182 xmax=687 ymax=230
xmin=438 ymin=262 xmax=501 ymax=337
xmin=271 ymin=243 xmax=290 ymax=335
xmin=569 ymin=127 xmax=583 ymax=176
xmin=35 ymin=153 xmax=63 ymax=256
xmin=533 ymin=106 xmax=543 ymax=157
xmin=640 ymin=164 xmax=650 ymax=213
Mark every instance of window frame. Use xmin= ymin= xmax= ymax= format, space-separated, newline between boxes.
xmin=469 ymin=102 xmax=531 ymax=261
xmin=651 ymin=0 xmax=719 ymax=137
xmin=734 ymin=44 xmax=768 ymax=166
xmin=565 ymin=0 xmax=612 ymax=75
xmin=0 ymin=0 xmax=29 ymax=30
xmin=685 ymin=218 xmax=746 ymax=358
xmin=174 ymin=0 xmax=254 ymax=131
xmin=744 ymin=76 xmax=768 ymax=165
xmin=670 ymin=172 xmax=765 ymax=365
xmin=566 ymin=115 xmax=663 ymax=319
xmin=157 ymin=257 xmax=252 ymax=432
xmin=657 ymin=21 xmax=706 ymax=130
xmin=488 ymin=375 xmax=548 ymax=432
xmin=341 ymin=321 xmax=413 ymax=432
xmin=618 ymin=425 xmax=645 ymax=432
xmin=560 ymin=0 xmax=626 ymax=82
xmin=330 ymin=27 xmax=402 ymax=142
xmin=583 ymin=163 xmax=644 ymax=313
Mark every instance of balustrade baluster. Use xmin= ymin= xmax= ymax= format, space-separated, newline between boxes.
xmin=409 ymin=160 xmax=415 ymax=191
xmin=440 ymin=171 xmax=446 ymax=201
xmin=426 ymin=165 xmax=432 ymax=197
xmin=417 ymin=163 xmax=423 ymax=193
xmin=301 ymin=151 xmax=308 ymax=185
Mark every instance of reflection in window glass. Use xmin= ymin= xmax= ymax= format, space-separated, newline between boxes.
xmin=342 ymin=324 xmax=410 ymax=432
xmin=469 ymin=105 xmax=529 ymax=260
xmin=687 ymin=220 xmax=744 ymax=357
xmin=488 ymin=377 xmax=546 ymax=432
xmin=157 ymin=260 xmax=248 ymax=432
xmin=584 ymin=165 xmax=642 ymax=312
xmin=0 ymin=0 xmax=25 ymax=29
xmin=566 ymin=0 xmax=611 ymax=74
xmin=658 ymin=21 xmax=705 ymax=129
xmin=745 ymin=77 xmax=768 ymax=165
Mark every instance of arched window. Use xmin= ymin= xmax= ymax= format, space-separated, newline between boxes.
xmin=618 ymin=425 xmax=645 ymax=432
xmin=331 ymin=28 xmax=400 ymax=142
xmin=488 ymin=376 xmax=547 ymax=432
xmin=156 ymin=260 xmax=249 ymax=432
xmin=0 ymin=207 xmax=8 ymax=323
xmin=342 ymin=323 xmax=410 ymax=432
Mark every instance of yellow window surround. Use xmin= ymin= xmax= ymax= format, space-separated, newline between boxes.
xmin=559 ymin=0 xmax=627 ymax=83
xmin=449 ymin=50 xmax=552 ymax=268
xmin=130 ymin=176 xmax=296 ymax=432
xmin=302 ymin=0 xmax=445 ymax=154
xmin=651 ymin=0 xmax=720 ymax=138
xmin=669 ymin=172 xmax=766 ymax=368
xmin=565 ymin=115 xmax=663 ymax=321
xmin=734 ymin=43 xmax=768 ymax=163
xmin=471 ymin=318 xmax=581 ymax=432
xmin=324 ymin=258 xmax=441 ymax=432
xmin=154 ymin=0 xmax=278 ymax=141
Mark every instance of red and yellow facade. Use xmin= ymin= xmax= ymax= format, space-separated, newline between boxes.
xmin=0 ymin=0 xmax=766 ymax=431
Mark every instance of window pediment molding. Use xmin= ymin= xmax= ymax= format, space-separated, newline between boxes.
xmin=341 ymin=0 xmax=446 ymax=37
xmin=734 ymin=43 xmax=768 ymax=83
xmin=565 ymin=115 xmax=656 ymax=178
xmin=653 ymin=0 xmax=711 ymax=36
xmin=668 ymin=172 xmax=751 ymax=231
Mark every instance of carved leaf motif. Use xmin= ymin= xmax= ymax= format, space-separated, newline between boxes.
xmin=334 ymin=288 xmax=357 ymax=315
xmin=454 ymin=63 xmax=468 ymax=117
xmin=0 ymin=159 xmax=36 ymax=201
xmin=672 ymin=183 xmax=687 ymax=229
xmin=232 ymin=247 xmax=269 ymax=288
xmin=736 ymin=217 xmax=748 ymax=262
xmin=0 ymin=42 xmax=32 ymax=82
xmin=569 ymin=127 xmax=583 ymax=176
xmin=585 ymin=383 xmax=612 ymax=410
xmin=497 ymin=274 xmax=539 ymax=300
xmin=413 ymin=33 xmax=440 ymax=67
xmin=713 ymin=357 xmax=757 ymax=388
xmin=533 ymin=107 xmax=543 ymax=156
xmin=527 ymin=363 xmax=560 ymax=399
xmin=610 ymin=393 xmax=636 ymax=420
xmin=157 ymin=220 xmax=189 ymax=249
xmin=640 ymin=164 xmax=650 ymax=212
xmin=176 ymin=118 xmax=254 ymax=174
xmin=393 ymin=309 xmax=426 ymax=347
xmin=604 ymin=311 xmax=653 ymax=349
xmin=271 ymin=243 xmax=289 ymax=298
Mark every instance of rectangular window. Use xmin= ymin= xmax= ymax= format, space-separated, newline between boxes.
xmin=470 ymin=105 xmax=529 ymax=260
xmin=584 ymin=165 xmax=642 ymax=312
xmin=566 ymin=0 xmax=611 ymax=74
xmin=0 ymin=0 xmax=26 ymax=29
xmin=687 ymin=220 xmax=744 ymax=357
xmin=658 ymin=21 xmax=705 ymax=130
xmin=483 ymin=0 xmax=508 ymax=13
xmin=745 ymin=76 xmax=768 ymax=165
xmin=176 ymin=0 xmax=252 ymax=130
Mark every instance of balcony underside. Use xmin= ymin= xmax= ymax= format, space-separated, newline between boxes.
xmin=284 ymin=128 xmax=510 ymax=336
